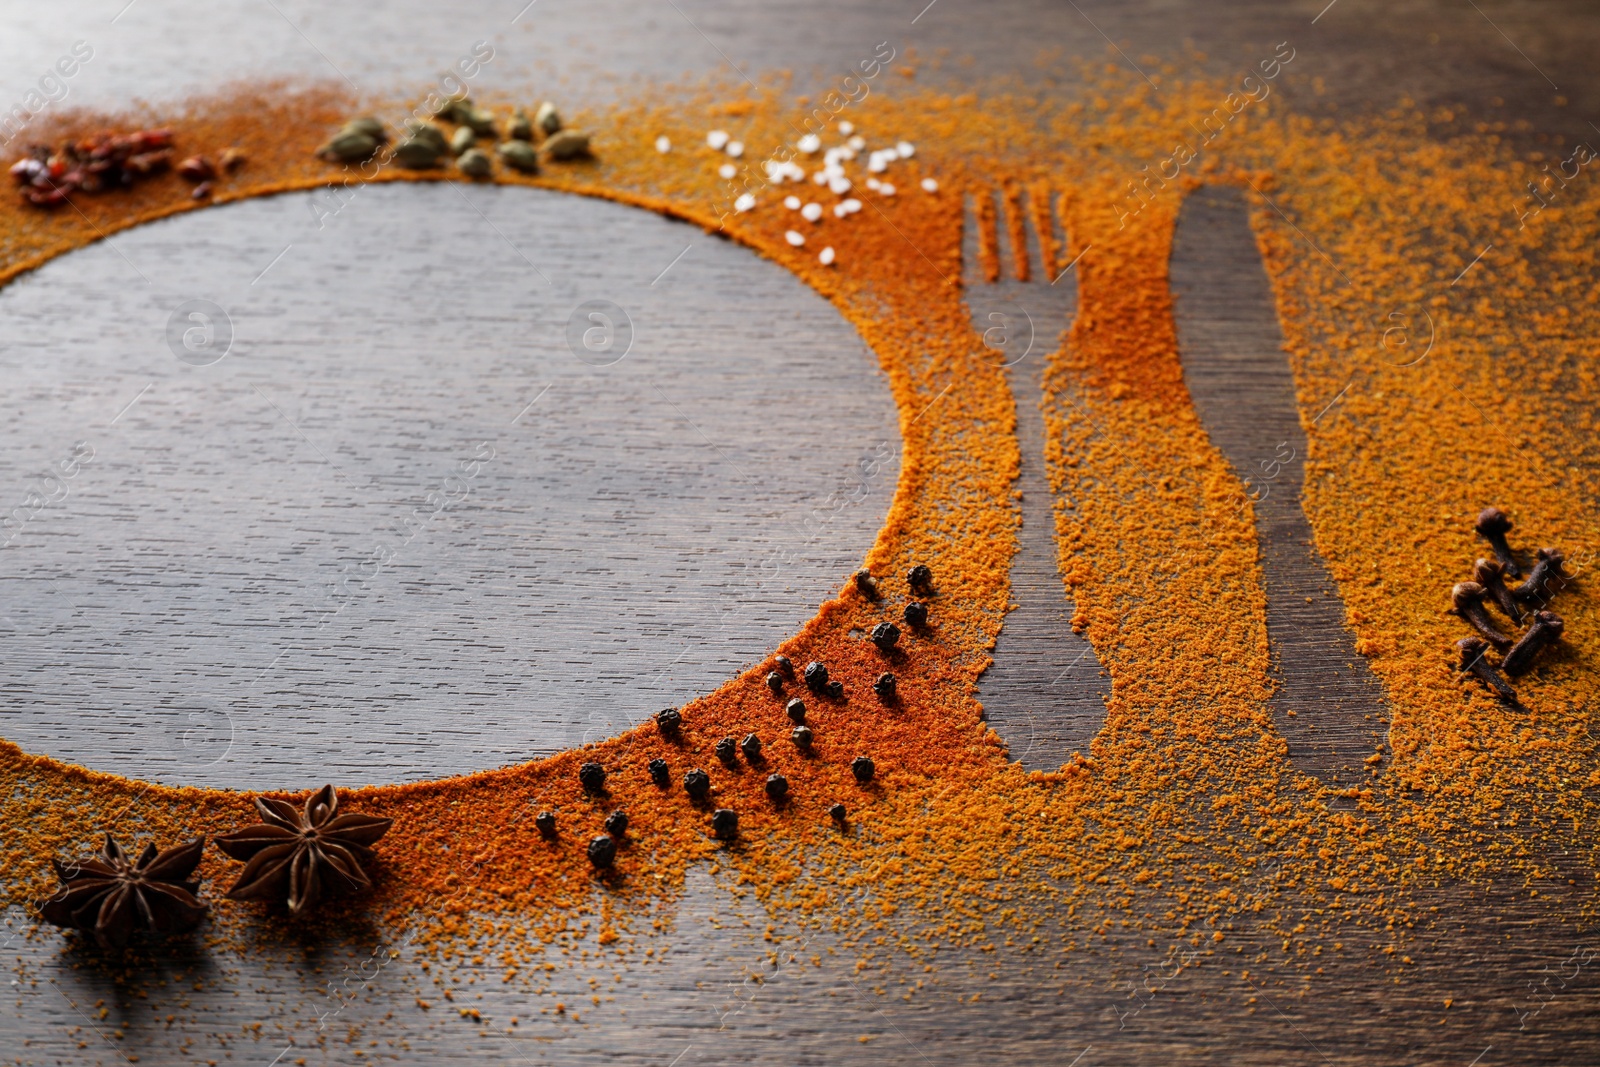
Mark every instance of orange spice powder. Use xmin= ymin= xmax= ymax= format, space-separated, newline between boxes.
xmin=0 ymin=62 xmax=1594 ymax=997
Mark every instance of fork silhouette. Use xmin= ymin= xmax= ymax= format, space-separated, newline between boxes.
xmin=963 ymin=184 xmax=1109 ymax=771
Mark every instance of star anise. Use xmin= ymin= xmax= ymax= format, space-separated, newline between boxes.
xmin=37 ymin=833 xmax=207 ymax=950
xmin=216 ymin=784 xmax=393 ymax=916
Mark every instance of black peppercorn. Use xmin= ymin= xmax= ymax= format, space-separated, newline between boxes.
xmin=587 ymin=834 xmax=616 ymax=869
xmin=579 ymin=761 xmax=606 ymax=793
xmin=904 ymin=601 xmax=928 ymax=628
xmin=907 ymin=564 xmax=933 ymax=594
xmin=804 ymin=660 xmax=829 ymax=693
xmin=604 ymin=809 xmax=628 ymax=835
xmin=766 ymin=670 xmax=784 ymax=694
xmin=684 ymin=767 xmax=711 ymax=800
xmin=774 ymin=654 xmax=794 ymax=677
xmin=765 ymin=773 xmax=789 ymax=800
xmin=825 ymin=680 xmax=844 ymax=699
xmin=873 ymin=672 xmax=896 ymax=700
xmin=854 ymin=568 xmax=880 ymax=600
xmin=656 ymin=707 xmax=682 ymax=735
xmin=851 ymin=755 xmax=876 ymax=783
xmin=711 ymin=808 xmax=738 ymax=839
xmin=535 ymin=810 xmax=557 ymax=837
xmin=785 ymin=698 xmax=806 ymax=724
xmin=791 ymin=725 xmax=813 ymax=749
xmin=740 ymin=733 xmax=762 ymax=761
xmin=715 ymin=736 xmax=738 ymax=765
xmin=648 ymin=757 xmax=670 ymax=787
xmin=870 ymin=621 xmax=900 ymax=652
xmin=829 ymin=803 xmax=846 ymax=823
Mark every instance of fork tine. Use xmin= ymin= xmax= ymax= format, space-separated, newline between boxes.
xmin=1029 ymin=182 xmax=1060 ymax=282
xmin=973 ymin=186 xmax=1001 ymax=283
xmin=1000 ymin=184 xmax=1030 ymax=282
xmin=961 ymin=191 xmax=984 ymax=287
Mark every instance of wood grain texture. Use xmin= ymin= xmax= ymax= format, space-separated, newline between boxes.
xmin=0 ymin=184 xmax=897 ymax=789
xmin=2 ymin=1 xmax=1600 ymax=1064
xmin=1169 ymin=185 xmax=1390 ymax=788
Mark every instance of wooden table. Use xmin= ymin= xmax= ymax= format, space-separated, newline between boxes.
xmin=2 ymin=1 xmax=1598 ymax=1064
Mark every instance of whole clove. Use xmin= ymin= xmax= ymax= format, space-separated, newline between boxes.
xmin=1456 ymin=638 xmax=1517 ymax=704
xmin=1513 ymin=548 xmax=1570 ymax=608
xmin=1473 ymin=558 xmax=1523 ymax=625
xmin=1502 ymin=610 xmax=1563 ymax=676
xmin=1475 ymin=507 xmax=1521 ymax=578
xmin=1451 ymin=582 xmax=1512 ymax=652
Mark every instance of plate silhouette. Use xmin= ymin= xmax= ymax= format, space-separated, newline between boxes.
xmin=0 ymin=183 xmax=898 ymax=789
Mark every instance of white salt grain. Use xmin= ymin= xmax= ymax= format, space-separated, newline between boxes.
xmin=655 ymin=135 xmax=671 ymax=153
xmin=921 ymin=177 xmax=939 ymax=192
xmin=785 ymin=230 xmax=806 ymax=247
xmin=819 ymin=246 xmax=836 ymax=265
xmin=801 ymin=202 xmax=823 ymax=221
xmin=707 ymin=130 xmax=730 ymax=150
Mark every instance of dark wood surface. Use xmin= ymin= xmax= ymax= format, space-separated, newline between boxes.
xmin=4 ymin=1 xmax=1600 ymax=1064
xmin=0 ymin=184 xmax=897 ymax=790
xmin=1170 ymin=185 xmax=1390 ymax=789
